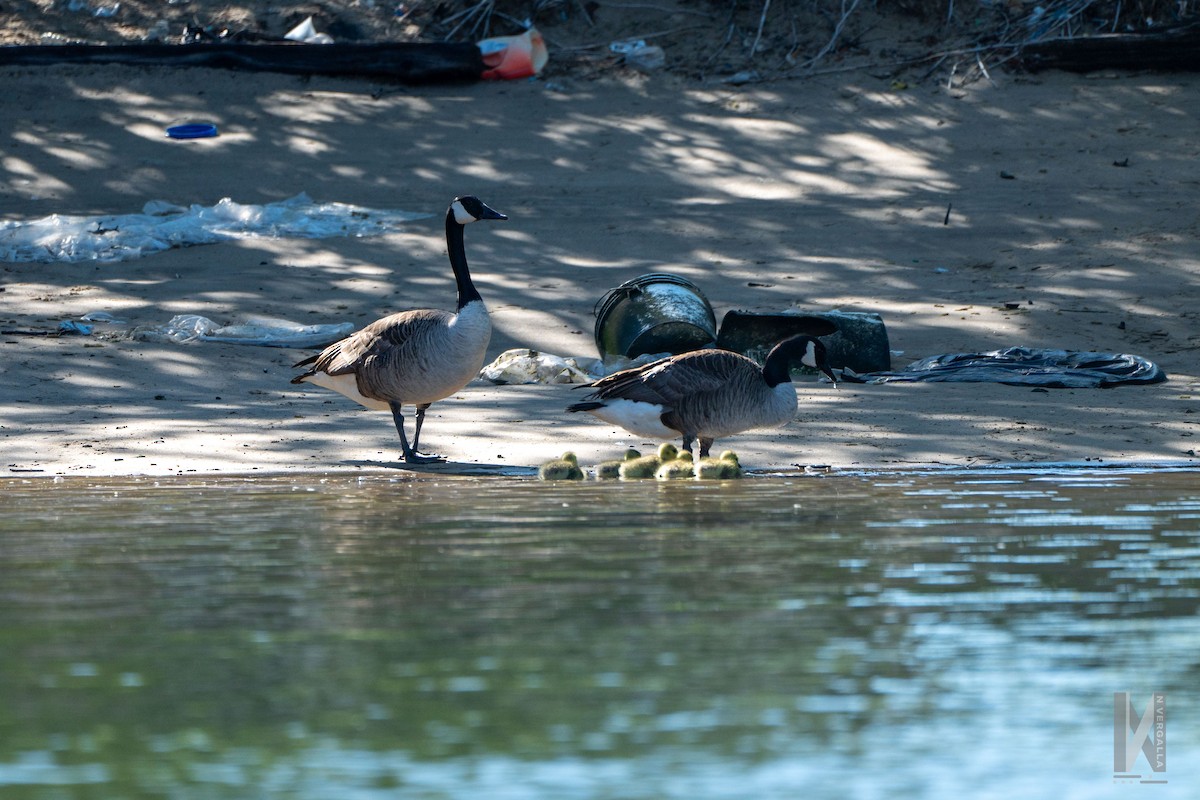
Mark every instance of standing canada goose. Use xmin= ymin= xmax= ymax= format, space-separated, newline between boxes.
xmin=567 ymin=335 xmax=836 ymax=458
xmin=291 ymin=195 xmax=507 ymax=464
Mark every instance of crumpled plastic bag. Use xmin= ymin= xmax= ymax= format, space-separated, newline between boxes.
xmin=480 ymin=349 xmax=604 ymax=385
xmin=132 ymin=315 xmax=355 ymax=348
xmin=285 ymin=16 xmax=334 ymax=44
xmin=841 ymin=347 xmax=1166 ymax=388
xmin=0 ymin=193 xmax=430 ymax=264
xmin=479 ymin=28 xmax=547 ymax=80
xmin=610 ymin=39 xmax=665 ymax=71
xmin=479 ymin=348 xmax=681 ymax=385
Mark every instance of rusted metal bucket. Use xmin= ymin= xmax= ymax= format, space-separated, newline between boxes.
xmin=593 ymin=273 xmax=717 ymax=365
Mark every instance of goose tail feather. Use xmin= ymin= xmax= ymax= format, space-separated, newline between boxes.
xmin=291 ymin=352 xmax=322 ymax=384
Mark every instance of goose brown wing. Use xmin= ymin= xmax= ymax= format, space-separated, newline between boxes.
xmin=299 ymin=309 xmax=448 ymax=377
xmin=586 ymin=350 xmax=755 ymax=406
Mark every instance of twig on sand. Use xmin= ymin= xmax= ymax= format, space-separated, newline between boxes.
xmin=442 ymin=0 xmax=491 ymax=41
xmin=921 ymin=53 xmax=948 ymax=81
xmin=751 ymin=0 xmax=772 ymax=57
xmin=573 ymin=0 xmax=595 ymax=27
xmin=602 ymin=1 xmax=715 ymax=16
xmin=975 ymin=52 xmax=995 ymax=86
xmin=702 ymin=1 xmax=741 ymax=67
xmin=791 ymin=0 xmax=863 ymax=72
xmin=553 ymin=23 xmax=712 ymax=52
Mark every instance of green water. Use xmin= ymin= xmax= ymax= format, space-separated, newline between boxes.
xmin=0 ymin=469 xmax=1197 ymax=798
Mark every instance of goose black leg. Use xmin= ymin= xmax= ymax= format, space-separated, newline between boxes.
xmin=411 ymin=403 xmax=443 ymax=461
xmin=681 ymin=435 xmax=695 ymax=456
xmin=390 ymin=401 xmax=443 ymax=464
xmin=698 ymin=437 xmax=714 ymax=458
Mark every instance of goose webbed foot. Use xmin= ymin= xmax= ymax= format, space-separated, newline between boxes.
xmin=391 ymin=402 xmax=447 ymax=465
xmin=404 ymin=450 xmax=446 ymax=465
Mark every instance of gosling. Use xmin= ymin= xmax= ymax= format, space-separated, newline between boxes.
xmin=695 ymin=450 xmax=742 ymax=480
xmin=538 ymin=451 xmax=584 ymax=481
xmin=655 ymin=450 xmax=695 ymax=480
xmin=594 ymin=447 xmax=641 ymax=479
xmin=619 ymin=443 xmax=679 ymax=480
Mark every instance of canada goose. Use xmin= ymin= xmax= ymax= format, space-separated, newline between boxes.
xmin=655 ymin=450 xmax=694 ymax=480
xmin=618 ymin=442 xmax=678 ymax=480
xmin=695 ymin=450 xmax=742 ymax=480
xmin=594 ymin=447 xmax=641 ymax=479
xmin=538 ymin=451 xmax=584 ymax=481
xmin=567 ymin=335 xmax=836 ymax=458
xmin=291 ymin=196 xmax=506 ymax=463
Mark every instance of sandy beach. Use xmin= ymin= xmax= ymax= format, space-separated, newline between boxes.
xmin=2 ymin=53 xmax=1198 ymax=477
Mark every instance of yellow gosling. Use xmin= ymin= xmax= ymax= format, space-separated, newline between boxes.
xmin=655 ymin=450 xmax=695 ymax=480
xmin=619 ymin=442 xmax=679 ymax=480
xmin=538 ymin=451 xmax=584 ymax=481
xmin=695 ymin=450 xmax=742 ymax=480
xmin=594 ymin=447 xmax=641 ymax=479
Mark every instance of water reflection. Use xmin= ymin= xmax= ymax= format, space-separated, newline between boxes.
xmin=0 ymin=470 xmax=1197 ymax=798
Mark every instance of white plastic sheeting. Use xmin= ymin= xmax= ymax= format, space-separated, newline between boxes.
xmin=478 ymin=348 xmax=678 ymax=384
xmin=131 ymin=315 xmax=356 ymax=348
xmin=0 ymin=193 xmax=431 ymax=264
xmin=479 ymin=348 xmax=603 ymax=385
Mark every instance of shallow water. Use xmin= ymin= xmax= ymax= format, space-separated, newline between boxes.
xmin=1 ymin=468 xmax=1197 ymax=799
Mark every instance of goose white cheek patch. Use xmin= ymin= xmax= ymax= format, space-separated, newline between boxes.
xmin=451 ymin=200 xmax=476 ymax=224
xmin=588 ymin=399 xmax=676 ymax=439
xmin=801 ymin=341 xmax=818 ymax=369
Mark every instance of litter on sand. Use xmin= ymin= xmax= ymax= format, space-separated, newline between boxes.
xmin=841 ymin=347 xmax=1166 ymax=388
xmin=284 ymin=16 xmax=334 ymax=44
xmin=0 ymin=193 xmax=430 ymax=264
xmin=479 ymin=349 xmax=604 ymax=385
xmin=478 ymin=348 xmax=682 ymax=385
xmin=132 ymin=315 xmax=356 ymax=348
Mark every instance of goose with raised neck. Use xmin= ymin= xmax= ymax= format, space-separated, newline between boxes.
xmin=292 ymin=195 xmax=506 ymax=463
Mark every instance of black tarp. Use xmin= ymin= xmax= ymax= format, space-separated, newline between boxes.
xmin=841 ymin=347 xmax=1166 ymax=388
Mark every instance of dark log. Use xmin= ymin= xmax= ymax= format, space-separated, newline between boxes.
xmin=0 ymin=41 xmax=486 ymax=83
xmin=1020 ymin=22 xmax=1200 ymax=73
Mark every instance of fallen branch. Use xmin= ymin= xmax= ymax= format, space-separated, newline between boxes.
xmin=794 ymin=0 xmax=862 ymax=72
xmin=0 ymin=41 xmax=486 ymax=83
xmin=751 ymin=0 xmax=772 ymax=57
xmin=1019 ymin=21 xmax=1200 ymax=72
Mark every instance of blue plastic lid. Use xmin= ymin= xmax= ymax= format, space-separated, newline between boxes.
xmin=166 ymin=123 xmax=219 ymax=140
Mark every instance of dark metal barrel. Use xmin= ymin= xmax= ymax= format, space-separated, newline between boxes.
xmin=593 ymin=273 xmax=717 ymax=365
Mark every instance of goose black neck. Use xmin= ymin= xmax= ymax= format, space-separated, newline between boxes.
xmin=447 ymin=208 xmax=482 ymax=310
xmin=761 ymin=343 xmax=797 ymax=388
